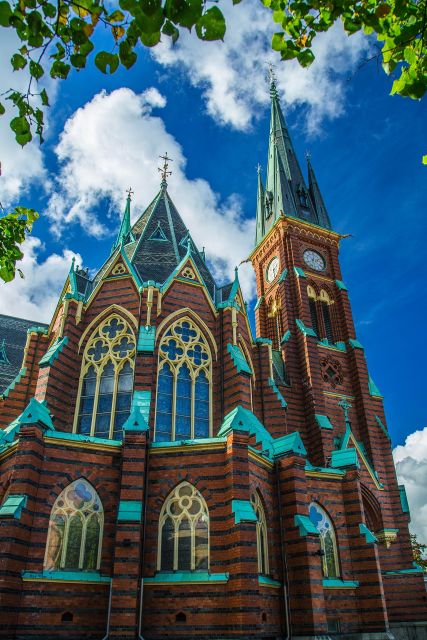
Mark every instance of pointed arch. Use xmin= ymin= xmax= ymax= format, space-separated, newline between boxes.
xmin=154 ymin=316 xmax=212 ymax=442
xmin=44 ymin=479 xmax=103 ymax=571
xmin=157 ymin=482 xmax=209 ymax=571
xmin=251 ymin=490 xmax=269 ymax=575
xmin=73 ymin=313 xmax=136 ymax=439
xmin=309 ymin=502 xmax=339 ymax=578
xmin=78 ymin=305 xmax=138 ymax=352
xmin=155 ymin=309 xmax=218 ymax=358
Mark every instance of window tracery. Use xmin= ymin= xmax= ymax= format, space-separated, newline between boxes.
xmin=158 ymin=482 xmax=209 ymax=572
xmin=155 ymin=318 xmax=211 ymax=442
xmin=309 ymin=502 xmax=339 ymax=578
xmin=74 ymin=314 xmax=136 ymax=440
xmin=44 ymin=479 xmax=103 ymax=572
xmin=251 ymin=491 xmax=269 ymax=575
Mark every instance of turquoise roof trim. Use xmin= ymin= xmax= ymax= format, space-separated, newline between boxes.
xmin=27 ymin=325 xmax=48 ymax=335
xmin=232 ymin=499 xmax=257 ymax=524
xmin=383 ymin=567 xmax=423 ymax=575
xmin=161 ymin=250 xmax=213 ymax=302
xmin=148 ymin=221 xmax=168 ymax=241
xmin=375 ymin=415 xmax=390 ymax=439
xmin=254 ymin=295 xmax=264 ymax=311
xmin=399 ymin=485 xmax=410 ymax=515
xmin=118 ymin=500 xmax=142 ymax=522
xmin=259 ymin=575 xmax=281 ymax=587
xmin=120 ymin=247 xmax=144 ymax=291
xmin=335 ymin=279 xmax=348 ymax=291
xmin=369 ymin=375 xmax=383 ymax=398
xmin=305 ymin=461 xmax=345 ymax=477
xmin=323 ymin=578 xmax=359 ymax=588
xmin=359 ymin=523 xmax=378 ymax=544
xmin=227 ymin=344 xmax=252 ymax=375
xmin=296 ymin=319 xmax=317 ymax=338
xmin=278 ymin=268 xmax=288 ymax=283
xmin=15 ymin=398 xmax=54 ymax=431
xmin=151 ymin=437 xmax=227 ymax=448
xmin=315 ymin=414 xmax=333 ymax=430
xmin=348 ymin=338 xmax=364 ymax=350
xmin=331 ymin=448 xmax=359 ymax=469
xmin=294 ymin=514 xmax=319 ymax=537
xmin=256 ymin=337 xmax=272 ymax=345
xmin=0 ymin=494 xmax=27 ymax=519
xmin=44 ymin=429 xmax=121 ymax=447
xmin=294 ymin=266 xmax=306 ymax=278
xmin=318 ymin=338 xmax=346 ymax=352
xmin=268 ymin=378 xmax=287 ymax=408
xmin=144 ymin=571 xmax=229 ymax=584
xmin=280 ymin=330 xmax=291 ymax=345
xmin=218 ymin=405 xmax=274 ymax=453
xmin=137 ymin=325 xmax=156 ymax=353
xmin=22 ymin=570 xmax=111 ymax=583
xmin=1 ymin=367 xmax=26 ymax=399
xmin=273 ymin=432 xmax=306 ymax=458
xmin=39 ymin=336 xmax=68 ymax=367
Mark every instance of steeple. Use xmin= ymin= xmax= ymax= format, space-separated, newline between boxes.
xmin=255 ymin=164 xmax=265 ymax=246
xmin=307 ymin=154 xmax=332 ymax=229
xmin=255 ymin=71 xmax=332 ymax=247
xmin=112 ymin=189 xmax=134 ymax=252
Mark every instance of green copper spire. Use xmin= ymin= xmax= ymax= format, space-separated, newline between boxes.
xmin=112 ymin=189 xmax=135 ymax=253
xmin=255 ymin=72 xmax=332 ymax=247
xmin=255 ymin=164 xmax=265 ymax=246
xmin=307 ymin=154 xmax=331 ymax=229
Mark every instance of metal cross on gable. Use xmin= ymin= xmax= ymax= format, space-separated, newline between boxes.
xmin=338 ymin=398 xmax=352 ymax=425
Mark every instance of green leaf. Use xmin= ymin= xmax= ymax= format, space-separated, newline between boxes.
xmin=140 ymin=0 xmax=161 ymax=17
xmin=27 ymin=10 xmax=43 ymax=35
xmin=42 ymin=2 xmax=56 ymax=18
xmin=16 ymin=131 xmax=33 ymax=145
xmin=50 ymin=60 xmax=71 ymax=79
xmin=0 ymin=102 xmax=5 ymax=116
xmin=107 ymin=9 xmax=125 ymax=23
xmin=165 ymin=0 xmax=203 ymax=29
xmin=140 ymin=30 xmax=161 ymax=46
xmin=0 ymin=1 xmax=12 ymax=27
xmin=272 ymin=31 xmax=285 ymax=51
xmin=10 ymin=115 xmax=30 ymax=135
xmin=119 ymin=40 xmax=138 ymax=68
xmin=422 ymin=155 xmax=427 ymax=165
xmin=70 ymin=53 xmax=87 ymax=68
xmin=11 ymin=53 xmax=27 ymax=70
xmin=297 ymin=48 xmax=315 ymax=67
xmin=162 ymin=19 xmax=179 ymax=43
xmin=40 ymin=88 xmax=49 ymax=106
xmin=95 ymin=51 xmax=119 ymax=73
xmin=29 ymin=59 xmax=44 ymax=79
xmin=196 ymin=6 xmax=226 ymax=41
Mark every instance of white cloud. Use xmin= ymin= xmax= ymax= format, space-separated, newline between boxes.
xmin=0 ymin=237 xmax=81 ymax=322
xmin=393 ymin=428 xmax=427 ymax=545
xmin=152 ymin=0 xmax=371 ymax=133
xmin=46 ymin=87 xmax=256 ymax=297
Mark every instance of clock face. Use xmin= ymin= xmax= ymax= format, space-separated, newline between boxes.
xmin=303 ymin=249 xmax=325 ymax=271
xmin=266 ymin=256 xmax=280 ymax=283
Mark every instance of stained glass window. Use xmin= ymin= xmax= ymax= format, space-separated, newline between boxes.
xmin=44 ymin=479 xmax=103 ymax=571
xmin=158 ymin=482 xmax=209 ymax=572
xmin=309 ymin=502 xmax=339 ymax=578
xmin=155 ymin=318 xmax=212 ymax=441
xmin=251 ymin=491 xmax=269 ymax=575
xmin=75 ymin=314 xmax=136 ymax=439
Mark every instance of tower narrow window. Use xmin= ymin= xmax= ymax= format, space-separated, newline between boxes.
xmin=320 ymin=290 xmax=335 ymax=343
xmin=251 ymin=491 xmax=269 ymax=575
xmin=44 ymin=480 xmax=103 ymax=572
xmin=266 ymin=296 xmax=283 ymax=350
xmin=74 ymin=314 xmax=136 ymax=440
xmin=155 ymin=318 xmax=212 ymax=442
xmin=307 ymin=286 xmax=319 ymax=336
xmin=158 ymin=482 xmax=209 ymax=572
xmin=309 ymin=503 xmax=339 ymax=578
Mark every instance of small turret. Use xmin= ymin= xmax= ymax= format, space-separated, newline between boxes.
xmin=112 ymin=189 xmax=134 ymax=252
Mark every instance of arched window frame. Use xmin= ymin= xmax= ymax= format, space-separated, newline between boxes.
xmin=309 ymin=502 xmax=340 ymax=578
xmin=307 ymin=285 xmax=339 ymax=343
xmin=157 ymin=482 xmax=209 ymax=572
xmin=251 ymin=490 xmax=269 ymax=575
xmin=73 ymin=314 xmax=136 ymax=439
xmin=44 ymin=479 xmax=104 ymax=572
xmin=154 ymin=317 xmax=212 ymax=442
xmin=266 ymin=295 xmax=283 ymax=350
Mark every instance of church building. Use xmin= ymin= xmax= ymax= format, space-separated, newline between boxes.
xmin=0 ymin=78 xmax=426 ymax=640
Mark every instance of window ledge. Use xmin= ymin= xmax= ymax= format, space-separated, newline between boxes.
xmin=258 ymin=575 xmax=281 ymax=588
xmin=322 ymin=578 xmax=359 ymax=589
xmin=21 ymin=570 xmax=111 ymax=584
xmin=144 ymin=571 xmax=229 ymax=585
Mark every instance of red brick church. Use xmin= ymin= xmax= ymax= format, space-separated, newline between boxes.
xmin=0 ymin=78 xmax=425 ymax=640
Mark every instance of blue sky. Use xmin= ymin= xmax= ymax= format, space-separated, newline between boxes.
xmin=0 ymin=2 xmax=426 ymax=458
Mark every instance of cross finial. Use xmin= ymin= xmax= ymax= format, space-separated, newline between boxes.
xmin=267 ymin=62 xmax=278 ymax=99
xmin=126 ymin=187 xmax=134 ymax=201
xmin=338 ymin=398 xmax=352 ymax=425
xmin=305 ymin=150 xmax=311 ymax=161
xmin=158 ymin=152 xmax=173 ymax=188
xmin=257 ymin=163 xmax=262 ymax=175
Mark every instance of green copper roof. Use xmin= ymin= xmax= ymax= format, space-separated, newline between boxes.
xmin=0 ymin=494 xmax=27 ymax=519
xmin=227 ymin=344 xmax=252 ymax=375
xmin=231 ymin=499 xmax=257 ymax=524
xmin=39 ymin=336 xmax=68 ymax=367
xmin=112 ymin=192 xmax=135 ymax=252
xmin=255 ymin=79 xmax=332 ymax=246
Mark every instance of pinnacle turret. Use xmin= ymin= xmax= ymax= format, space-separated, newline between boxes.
xmin=112 ymin=189 xmax=135 ymax=253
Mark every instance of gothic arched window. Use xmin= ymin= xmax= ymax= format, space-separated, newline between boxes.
xmin=307 ymin=285 xmax=320 ymax=336
xmin=44 ymin=479 xmax=103 ymax=572
xmin=319 ymin=289 xmax=335 ymax=344
xmin=158 ymin=482 xmax=209 ymax=572
xmin=309 ymin=502 xmax=339 ymax=578
xmin=266 ymin=296 xmax=283 ymax=350
xmin=74 ymin=314 xmax=136 ymax=440
xmin=155 ymin=318 xmax=212 ymax=442
xmin=251 ymin=491 xmax=269 ymax=575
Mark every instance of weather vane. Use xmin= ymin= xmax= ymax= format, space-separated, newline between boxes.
xmin=126 ymin=187 xmax=134 ymax=200
xmin=159 ymin=152 xmax=173 ymax=187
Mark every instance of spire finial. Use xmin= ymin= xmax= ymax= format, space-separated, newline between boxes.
xmin=305 ymin=150 xmax=311 ymax=161
xmin=158 ymin=152 xmax=173 ymax=188
xmin=126 ymin=187 xmax=134 ymax=201
xmin=338 ymin=398 xmax=352 ymax=426
xmin=267 ymin=62 xmax=278 ymax=100
xmin=257 ymin=163 xmax=262 ymax=175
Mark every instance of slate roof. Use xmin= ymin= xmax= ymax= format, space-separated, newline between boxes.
xmin=0 ymin=314 xmax=48 ymax=394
